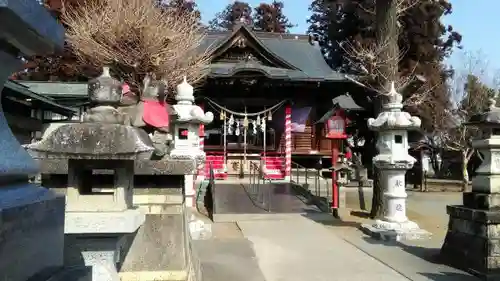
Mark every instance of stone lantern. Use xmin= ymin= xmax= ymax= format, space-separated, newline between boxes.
xmin=170 ymin=77 xmax=214 ymax=161
xmin=361 ymin=82 xmax=430 ymax=240
xmin=83 ymin=66 xmax=124 ymax=124
xmin=441 ymin=99 xmax=500 ymax=279
xmin=170 ymin=77 xmax=213 ymax=204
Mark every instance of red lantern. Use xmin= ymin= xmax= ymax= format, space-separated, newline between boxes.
xmin=326 ymin=115 xmax=347 ymax=139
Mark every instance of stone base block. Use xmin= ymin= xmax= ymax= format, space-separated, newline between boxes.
xmin=463 ymin=192 xmax=500 ymax=210
xmin=441 ymin=205 xmax=500 ymax=280
xmin=361 ymin=219 xmax=431 ymax=241
xmin=64 ymin=235 xmax=129 ymax=267
xmin=65 ymin=208 xmax=145 ymax=234
xmin=45 ymin=264 xmax=120 ymax=281
xmin=0 ymin=185 xmax=65 ymax=281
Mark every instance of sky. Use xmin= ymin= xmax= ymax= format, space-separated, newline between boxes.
xmin=197 ymin=0 xmax=498 ymax=77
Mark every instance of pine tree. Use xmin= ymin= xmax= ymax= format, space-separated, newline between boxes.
xmin=307 ymin=0 xmax=375 ymax=70
xmin=208 ymin=1 xmax=253 ymax=31
xmin=158 ymin=0 xmax=201 ymax=20
xmin=253 ymin=1 xmax=295 ymax=33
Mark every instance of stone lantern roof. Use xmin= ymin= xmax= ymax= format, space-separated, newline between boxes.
xmin=466 ymin=99 xmax=500 ymax=127
xmin=173 ymin=77 xmax=214 ymax=124
xmin=367 ymin=82 xmax=421 ymax=131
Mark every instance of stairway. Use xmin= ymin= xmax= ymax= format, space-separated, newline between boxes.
xmin=204 ymin=153 xmax=227 ymax=179
xmin=262 ymin=155 xmax=285 ymax=180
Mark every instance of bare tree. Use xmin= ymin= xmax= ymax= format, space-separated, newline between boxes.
xmin=62 ymin=0 xmax=210 ymax=93
xmin=341 ymin=0 xmax=435 ymax=106
xmin=440 ymin=50 xmax=496 ymax=190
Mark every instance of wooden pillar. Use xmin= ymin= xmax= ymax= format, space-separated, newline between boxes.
xmin=197 ymin=103 xmax=205 ymax=181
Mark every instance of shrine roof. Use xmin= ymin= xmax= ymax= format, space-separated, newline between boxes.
xmin=199 ymin=25 xmax=347 ymax=82
xmin=3 ymin=80 xmax=76 ymax=116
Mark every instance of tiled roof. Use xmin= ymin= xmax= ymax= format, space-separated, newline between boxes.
xmin=199 ymin=25 xmax=347 ymax=82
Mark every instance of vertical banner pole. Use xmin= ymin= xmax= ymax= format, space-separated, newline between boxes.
xmin=284 ymin=104 xmax=292 ymax=181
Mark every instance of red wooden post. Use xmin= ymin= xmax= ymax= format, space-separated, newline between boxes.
xmin=325 ymin=109 xmax=347 ymax=216
xmin=284 ymin=105 xmax=292 ymax=180
xmin=331 ymin=139 xmax=339 ymax=209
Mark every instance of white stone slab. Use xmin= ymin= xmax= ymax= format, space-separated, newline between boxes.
xmin=65 ymin=208 xmax=145 ymax=234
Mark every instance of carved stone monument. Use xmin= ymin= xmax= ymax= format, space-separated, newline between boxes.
xmin=27 ymin=68 xmax=150 ymax=280
xmin=0 ymin=1 xmax=66 ymax=280
xmin=441 ymin=99 xmax=500 ymax=279
xmin=361 ymin=83 xmax=430 ymax=241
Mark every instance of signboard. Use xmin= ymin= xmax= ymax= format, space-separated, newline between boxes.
xmin=291 ymin=107 xmax=312 ymax=132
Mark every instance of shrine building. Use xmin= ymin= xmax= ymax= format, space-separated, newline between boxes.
xmin=195 ymin=24 xmax=363 ymax=180
xmin=17 ymin=23 xmax=365 ymax=181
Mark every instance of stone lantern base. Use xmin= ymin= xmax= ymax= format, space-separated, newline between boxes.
xmin=361 ymin=219 xmax=431 ymax=241
xmin=441 ymin=193 xmax=500 ymax=279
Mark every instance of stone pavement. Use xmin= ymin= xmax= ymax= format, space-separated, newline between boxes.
xmin=194 ymin=182 xmax=476 ymax=281
xmin=328 ymin=225 xmax=479 ymax=281
xmin=237 ymin=215 xmax=408 ymax=281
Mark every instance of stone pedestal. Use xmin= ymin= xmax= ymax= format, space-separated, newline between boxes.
xmin=441 ymin=100 xmax=500 ymax=279
xmin=27 ymin=123 xmax=153 ymax=280
xmin=360 ymin=83 xmax=430 ymax=241
xmin=0 ymin=2 xmax=67 ymax=281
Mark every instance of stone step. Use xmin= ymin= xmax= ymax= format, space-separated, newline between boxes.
xmin=119 ymin=270 xmax=187 ymax=281
xmin=134 ymin=194 xmax=183 ymax=205
xmin=135 ymin=204 xmax=183 ymax=215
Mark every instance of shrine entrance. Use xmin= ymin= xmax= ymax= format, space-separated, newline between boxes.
xmin=201 ymin=99 xmax=288 ymax=180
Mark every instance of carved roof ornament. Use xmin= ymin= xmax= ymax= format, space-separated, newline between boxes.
xmin=175 ymin=76 xmax=194 ymax=105
xmin=384 ymin=81 xmax=403 ymax=110
xmin=234 ymin=36 xmax=247 ymax=48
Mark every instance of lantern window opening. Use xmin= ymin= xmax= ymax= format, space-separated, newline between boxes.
xmin=395 ymin=135 xmax=403 ymax=144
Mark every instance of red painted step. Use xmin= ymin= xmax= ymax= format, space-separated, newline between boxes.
xmin=204 ymin=154 xmax=227 ymax=179
xmin=261 ymin=155 xmax=285 ymax=180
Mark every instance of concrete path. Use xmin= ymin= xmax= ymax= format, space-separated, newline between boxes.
xmin=237 ymin=215 xmax=408 ymax=281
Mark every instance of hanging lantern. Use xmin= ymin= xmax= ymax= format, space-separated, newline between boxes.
xmin=256 ymin=115 xmax=261 ymax=124
xmin=229 ymin=114 xmax=234 ymax=125
xmin=267 ymin=110 xmax=272 ymax=121
xmin=220 ymin=110 xmax=225 ymax=121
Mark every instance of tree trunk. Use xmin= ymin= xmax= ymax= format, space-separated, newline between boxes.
xmin=370 ymin=0 xmax=399 ymax=219
xmin=353 ymin=152 xmax=367 ymax=186
xmin=353 ymin=152 xmax=367 ymax=210
xmin=461 ymin=151 xmax=469 ymax=192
